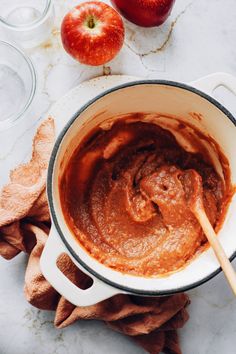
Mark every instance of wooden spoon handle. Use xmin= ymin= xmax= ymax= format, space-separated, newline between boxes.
xmin=196 ymin=208 xmax=236 ymax=296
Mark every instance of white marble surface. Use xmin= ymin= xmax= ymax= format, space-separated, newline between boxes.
xmin=1 ymin=0 xmax=236 ymax=353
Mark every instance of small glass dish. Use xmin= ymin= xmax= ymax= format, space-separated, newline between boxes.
xmin=0 ymin=40 xmax=36 ymax=130
xmin=0 ymin=0 xmax=54 ymax=48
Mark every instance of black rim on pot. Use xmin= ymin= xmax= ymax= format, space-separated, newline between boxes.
xmin=47 ymin=80 xmax=236 ymax=296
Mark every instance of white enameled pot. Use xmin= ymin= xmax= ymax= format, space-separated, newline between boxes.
xmin=40 ymin=73 xmax=236 ymax=307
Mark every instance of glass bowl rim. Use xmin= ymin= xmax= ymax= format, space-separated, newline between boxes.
xmin=0 ymin=0 xmax=52 ymax=31
xmin=0 ymin=40 xmax=37 ymax=130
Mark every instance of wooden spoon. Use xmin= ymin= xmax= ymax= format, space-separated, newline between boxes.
xmin=182 ymin=170 xmax=236 ymax=296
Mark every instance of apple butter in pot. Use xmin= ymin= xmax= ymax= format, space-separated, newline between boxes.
xmin=60 ymin=117 xmax=233 ymax=276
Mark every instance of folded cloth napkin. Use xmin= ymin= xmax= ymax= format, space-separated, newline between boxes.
xmin=0 ymin=118 xmax=190 ymax=354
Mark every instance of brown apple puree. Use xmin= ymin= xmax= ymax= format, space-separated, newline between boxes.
xmin=60 ymin=119 xmax=232 ymax=276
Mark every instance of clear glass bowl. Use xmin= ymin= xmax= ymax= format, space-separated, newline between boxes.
xmin=0 ymin=0 xmax=54 ymax=48
xmin=0 ymin=40 xmax=36 ymax=130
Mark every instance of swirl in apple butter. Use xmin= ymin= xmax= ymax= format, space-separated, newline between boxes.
xmin=60 ymin=118 xmax=232 ymax=276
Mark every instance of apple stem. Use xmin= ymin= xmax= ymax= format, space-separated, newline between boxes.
xmin=88 ymin=17 xmax=95 ymax=29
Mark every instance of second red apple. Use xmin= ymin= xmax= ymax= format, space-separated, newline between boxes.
xmin=111 ymin=0 xmax=176 ymax=27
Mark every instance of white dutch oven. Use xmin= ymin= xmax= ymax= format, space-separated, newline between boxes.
xmin=40 ymin=73 xmax=236 ymax=307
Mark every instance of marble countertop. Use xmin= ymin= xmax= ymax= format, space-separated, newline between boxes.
xmin=1 ymin=0 xmax=236 ymax=353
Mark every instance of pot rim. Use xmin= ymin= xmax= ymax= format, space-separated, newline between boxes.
xmin=47 ymin=79 xmax=236 ymax=296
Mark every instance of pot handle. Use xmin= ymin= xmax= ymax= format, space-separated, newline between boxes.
xmin=40 ymin=227 xmax=121 ymax=307
xmin=191 ymin=72 xmax=236 ymax=96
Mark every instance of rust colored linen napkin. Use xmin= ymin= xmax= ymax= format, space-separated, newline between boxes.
xmin=0 ymin=118 xmax=190 ymax=354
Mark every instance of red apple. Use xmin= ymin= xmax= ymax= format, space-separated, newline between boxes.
xmin=111 ymin=0 xmax=176 ymax=27
xmin=61 ymin=1 xmax=125 ymax=66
